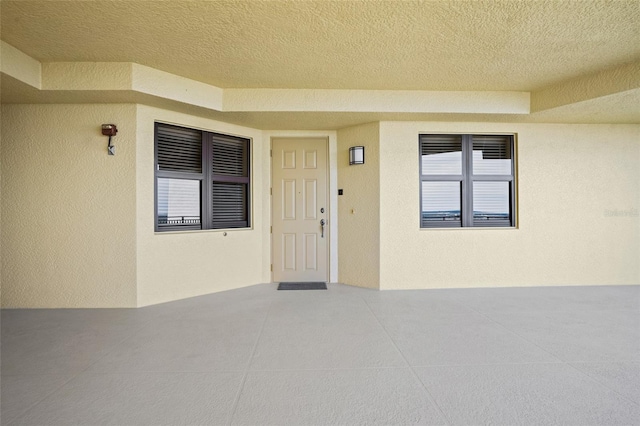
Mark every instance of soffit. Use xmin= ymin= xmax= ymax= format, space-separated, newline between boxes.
xmin=2 ymin=0 xmax=639 ymax=91
xmin=4 ymin=74 xmax=638 ymax=129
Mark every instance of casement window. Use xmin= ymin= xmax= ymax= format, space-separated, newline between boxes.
xmin=419 ymin=134 xmax=516 ymax=228
xmin=155 ymin=123 xmax=250 ymax=232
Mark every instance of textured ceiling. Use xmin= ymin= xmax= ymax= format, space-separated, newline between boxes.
xmin=2 ymin=0 xmax=639 ymax=91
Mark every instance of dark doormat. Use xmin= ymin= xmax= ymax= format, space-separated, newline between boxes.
xmin=278 ymin=282 xmax=327 ymax=290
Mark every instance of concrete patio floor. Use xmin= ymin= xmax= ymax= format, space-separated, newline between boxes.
xmin=1 ymin=283 xmax=639 ymax=425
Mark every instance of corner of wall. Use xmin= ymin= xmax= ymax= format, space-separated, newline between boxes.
xmin=135 ymin=105 xmax=266 ymax=307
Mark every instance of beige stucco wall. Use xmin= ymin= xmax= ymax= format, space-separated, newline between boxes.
xmin=337 ymin=122 xmax=380 ymax=289
xmin=378 ymin=122 xmax=640 ymax=289
xmin=2 ymin=105 xmax=637 ymax=308
xmin=135 ymin=105 xmax=267 ymax=307
xmin=1 ymin=103 xmax=269 ymax=308
xmin=1 ymin=104 xmax=138 ymax=307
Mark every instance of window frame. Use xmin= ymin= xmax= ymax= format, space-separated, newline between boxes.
xmin=154 ymin=122 xmax=251 ymax=232
xmin=419 ymin=133 xmax=516 ymax=229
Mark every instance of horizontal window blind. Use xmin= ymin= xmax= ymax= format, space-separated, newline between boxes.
xmin=421 ymin=181 xmax=462 ymax=227
xmin=420 ymin=135 xmax=463 ymax=175
xmin=472 ymin=181 xmax=511 ymax=227
xmin=472 ymin=135 xmax=512 ymax=175
xmin=211 ymin=136 xmax=248 ymax=177
xmin=157 ymin=178 xmax=201 ymax=230
xmin=211 ymin=182 xmax=247 ymax=228
xmin=472 ymin=135 xmax=511 ymax=159
xmin=420 ymin=135 xmax=463 ymax=155
xmin=157 ymin=125 xmax=202 ymax=173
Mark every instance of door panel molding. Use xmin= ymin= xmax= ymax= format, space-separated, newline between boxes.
xmin=272 ymin=137 xmax=328 ymax=283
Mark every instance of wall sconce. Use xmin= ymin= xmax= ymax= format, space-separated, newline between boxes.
xmin=349 ymin=146 xmax=365 ymax=165
xmin=101 ymin=124 xmax=118 ymax=155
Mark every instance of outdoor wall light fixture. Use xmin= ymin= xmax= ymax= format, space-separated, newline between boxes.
xmin=349 ymin=146 xmax=364 ymax=165
xmin=101 ymin=124 xmax=118 ymax=155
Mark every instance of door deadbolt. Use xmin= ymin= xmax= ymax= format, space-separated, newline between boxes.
xmin=320 ymin=207 xmax=324 ymax=213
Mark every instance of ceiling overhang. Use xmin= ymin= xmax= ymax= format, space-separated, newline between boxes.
xmin=2 ymin=40 xmax=639 ymax=129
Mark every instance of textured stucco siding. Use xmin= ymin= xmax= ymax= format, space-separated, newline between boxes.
xmin=1 ymin=104 xmax=138 ymax=307
xmin=135 ymin=105 xmax=267 ymax=307
xmin=378 ymin=122 xmax=640 ymax=289
xmin=337 ymin=122 xmax=380 ymax=289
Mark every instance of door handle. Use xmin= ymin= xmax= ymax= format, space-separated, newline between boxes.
xmin=320 ymin=219 xmax=325 ymax=238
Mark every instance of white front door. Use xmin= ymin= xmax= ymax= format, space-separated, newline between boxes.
xmin=272 ymin=137 xmax=328 ymax=282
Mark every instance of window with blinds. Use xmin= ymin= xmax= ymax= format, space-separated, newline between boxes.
xmin=155 ymin=123 xmax=250 ymax=232
xmin=419 ymin=134 xmax=515 ymax=228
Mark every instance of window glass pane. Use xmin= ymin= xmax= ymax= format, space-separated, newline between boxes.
xmin=473 ymin=181 xmax=510 ymax=221
xmin=420 ymin=135 xmax=462 ymax=175
xmin=472 ymin=135 xmax=512 ymax=175
xmin=421 ymin=181 xmax=461 ymax=223
xmin=157 ymin=178 xmax=201 ymax=227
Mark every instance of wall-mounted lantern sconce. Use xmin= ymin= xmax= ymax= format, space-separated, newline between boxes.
xmin=101 ymin=124 xmax=118 ymax=155
xmin=349 ymin=146 xmax=364 ymax=165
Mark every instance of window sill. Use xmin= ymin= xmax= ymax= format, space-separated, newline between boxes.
xmin=419 ymin=226 xmax=519 ymax=231
xmin=154 ymin=227 xmax=254 ymax=235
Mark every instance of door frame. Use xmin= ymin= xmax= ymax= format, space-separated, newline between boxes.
xmin=268 ymin=133 xmax=337 ymax=283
